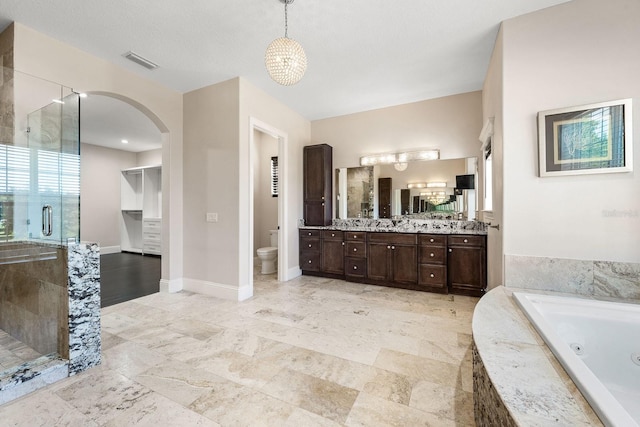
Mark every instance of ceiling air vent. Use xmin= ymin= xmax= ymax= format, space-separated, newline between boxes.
xmin=123 ymin=51 xmax=158 ymax=70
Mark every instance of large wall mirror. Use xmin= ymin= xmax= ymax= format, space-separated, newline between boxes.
xmin=336 ymin=157 xmax=477 ymax=220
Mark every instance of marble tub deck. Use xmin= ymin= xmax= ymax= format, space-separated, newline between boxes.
xmin=0 ymin=272 xmax=478 ymax=426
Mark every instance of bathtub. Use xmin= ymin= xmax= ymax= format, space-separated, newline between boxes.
xmin=513 ymin=292 xmax=640 ymax=427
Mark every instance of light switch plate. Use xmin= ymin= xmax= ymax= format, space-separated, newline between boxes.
xmin=206 ymin=212 xmax=218 ymax=223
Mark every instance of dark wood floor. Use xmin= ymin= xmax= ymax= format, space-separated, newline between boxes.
xmin=100 ymin=252 xmax=161 ymax=308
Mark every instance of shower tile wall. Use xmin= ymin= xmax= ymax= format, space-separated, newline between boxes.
xmin=0 ymin=245 xmax=69 ymax=358
xmin=504 ymin=254 xmax=640 ymax=301
xmin=0 ymin=28 xmax=14 ymax=145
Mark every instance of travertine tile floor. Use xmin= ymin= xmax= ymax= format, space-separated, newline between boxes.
xmin=0 ymin=272 xmax=479 ymax=426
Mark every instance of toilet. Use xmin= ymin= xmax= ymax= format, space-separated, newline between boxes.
xmin=257 ymin=229 xmax=278 ymax=274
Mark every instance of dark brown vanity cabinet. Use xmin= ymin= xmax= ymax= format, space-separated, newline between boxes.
xmin=447 ymin=235 xmax=486 ymax=297
xmin=300 ymin=229 xmax=486 ymax=297
xmin=367 ymin=233 xmax=417 ymax=286
xmin=322 ymin=230 xmax=344 ymax=275
xmin=378 ymin=177 xmax=392 ymax=219
xmin=418 ymin=234 xmax=447 ymax=293
xmin=344 ymin=231 xmax=367 ymax=280
xmin=299 ymin=229 xmax=322 ymax=272
xmin=303 ymin=144 xmax=332 ymax=226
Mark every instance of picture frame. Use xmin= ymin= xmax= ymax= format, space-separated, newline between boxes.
xmin=538 ymin=98 xmax=633 ymax=177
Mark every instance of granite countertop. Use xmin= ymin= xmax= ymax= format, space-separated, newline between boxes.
xmin=472 ymin=286 xmax=602 ymax=426
xmin=299 ymin=218 xmax=487 ymax=235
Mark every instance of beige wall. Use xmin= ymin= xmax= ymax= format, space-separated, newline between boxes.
xmin=183 ymin=78 xmax=240 ymax=293
xmin=500 ymin=0 xmax=640 ymax=266
xmin=12 ymin=23 xmax=184 ymax=284
xmin=482 ymin=26 xmax=505 ymax=289
xmin=137 ymin=148 xmax=162 ymax=167
xmin=311 ymin=91 xmax=483 ymax=169
xmin=80 ymin=143 xmax=136 ymax=251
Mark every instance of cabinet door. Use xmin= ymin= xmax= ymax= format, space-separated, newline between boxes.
xmin=378 ymin=177 xmax=391 ymax=219
xmin=367 ymin=242 xmax=390 ymax=281
xmin=323 ymin=240 xmax=344 ymax=275
xmin=448 ymin=246 xmax=485 ymax=295
xmin=391 ymin=244 xmax=417 ymax=284
xmin=303 ymin=144 xmax=331 ymax=201
xmin=304 ymin=201 xmax=329 ymax=227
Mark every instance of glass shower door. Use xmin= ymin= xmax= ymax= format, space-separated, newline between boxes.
xmin=26 ymin=92 xmax=80 ymax=245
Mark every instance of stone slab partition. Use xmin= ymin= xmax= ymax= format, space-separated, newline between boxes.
xmin=67 ymin=242 xmax=101 ymax=374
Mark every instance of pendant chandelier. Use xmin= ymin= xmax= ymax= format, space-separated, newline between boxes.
xmin=265 ymin=0 xmax=307 ymax=86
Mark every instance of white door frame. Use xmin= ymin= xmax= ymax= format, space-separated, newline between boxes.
xmin=248 ymin=117 xmax=288 ymax=290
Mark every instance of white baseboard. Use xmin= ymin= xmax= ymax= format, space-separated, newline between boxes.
xmin=182 ymin=278 xmax=243 ymax=301
xmin=160 ymin=278 xmax=183 ymax=293
xmin=99 ymin=246 xmax=121 ymax=255
xmin=284 ymin=266 xmax=302 ymax=281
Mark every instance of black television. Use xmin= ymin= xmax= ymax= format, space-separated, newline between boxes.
xmin=455 ymin=174 xmax=475 ymax=190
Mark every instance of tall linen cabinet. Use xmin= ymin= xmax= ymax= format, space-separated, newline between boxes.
xmin=303 ymin=144 xmax=332 ymax=226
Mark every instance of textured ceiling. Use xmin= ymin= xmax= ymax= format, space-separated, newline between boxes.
xmin=0 ymin=0 xmax=571 ymax=150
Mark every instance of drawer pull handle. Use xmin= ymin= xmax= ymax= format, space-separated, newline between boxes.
xmin=308 ymin=244 xmax=312 ymax=248
xmin=308 ymin=232 xmax=312 ymax=236
xmin=353 ymin=266 xmax=358 ymax=270
xmin=342 ymin=242 xmax=345 ymax=246
xmin=353 ymin=248 xmax=357 ymax=252
xmin=430 ymin=253 xmax=435 ymax=257
xmin=353 ymin=235 xmax=357 ymax=239
xmin=464 ymin=239 xmax=468 ymax=243
xmin=449 ymin=249 xmax=452 ymax=253
xmin=430 ymin=273 xmax=435 ymax=278
xmin=430 ymin=238 xmax=434 ymax=243
xmin=331 ymin=233 xmax=335 ymax=237
xmin=391 ymin=246 xmax=395 ymax=250
xmin=308 ymin=260 xmax=312 ymax=264
xmin=387 ymin=245 xmax=391 ymax=249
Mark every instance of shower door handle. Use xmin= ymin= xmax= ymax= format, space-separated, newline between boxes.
xmin=42 ymin=205 xmax=53 ymax=236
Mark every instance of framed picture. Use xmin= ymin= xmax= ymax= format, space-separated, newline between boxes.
xmin=538 ymin=99 xmax=633 ymax=177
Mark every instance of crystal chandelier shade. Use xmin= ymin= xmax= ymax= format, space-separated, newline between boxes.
xmin=265 ymin=0 xmax=307 ymax=86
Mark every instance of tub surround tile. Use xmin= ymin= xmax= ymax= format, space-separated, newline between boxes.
xmin=505 ymin=255 xmax=594 ymax=294
xmin=593 ymin=261 xmax=640 ymax=301
xmin=505 ymin=254 xmax=640 ymax=302
xmin=472 ymin=286 xmax=603 ymax=426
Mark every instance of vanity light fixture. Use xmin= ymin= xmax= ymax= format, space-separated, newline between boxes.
xmin=407 ymin=182 xmax=427 ymax=189
xmin=426 ymin=182 xmax=447 ymax=188
xmin=360 ymin=149 xmax=439 ymax=167
xmin=265 ymin=0 xmax=307 ymax=86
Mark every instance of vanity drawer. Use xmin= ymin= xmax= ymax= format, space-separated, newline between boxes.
xmin=345 ymin=241 xmax=366 ymax=258
xmin=345 ymin=257 xmax=366 ymax=278
xmin=448 ymin=235 xmax=485 ymax=247
xmin=418 ymin=265 xmax=446 ymax=288
xmin=322 ymin=230 xmax=343 ymax=241
xmin=419 ymin=246 xmax=446 ymax=264
xmin=419 ymin=234 xmax=446 ymax=246
xmin=300 ymin=229 xmax=322 ymax=238
xmin=345 ymin=231 xmax=366 ymax=241
xmin=368 ymin=232 xmax=417 ymax=245
xmin=300 ymin=237 xmax=321 ymax=252
xmin=300 ymin=251 xmax=321 ymax=271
